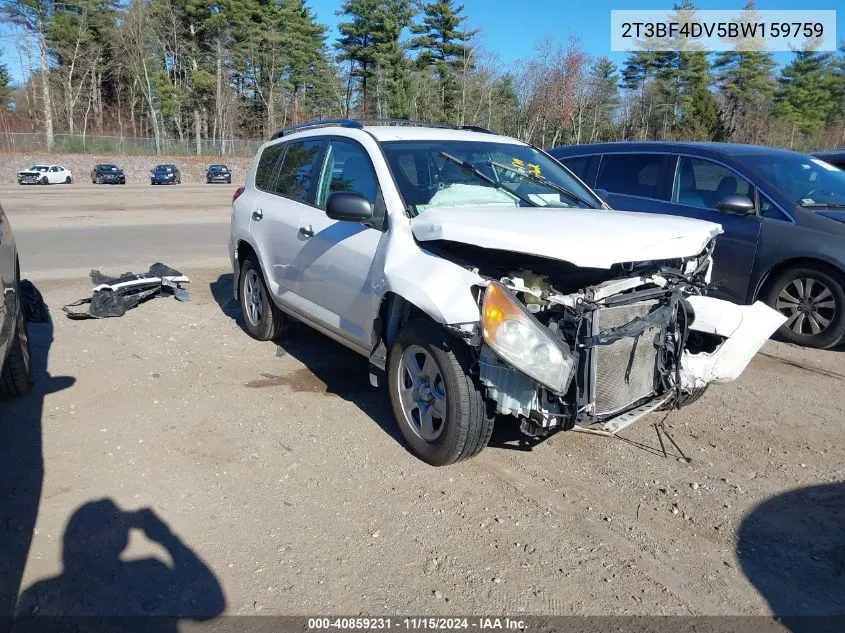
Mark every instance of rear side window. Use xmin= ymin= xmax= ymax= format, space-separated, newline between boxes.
xmin=255 ymin=143 xmax=285 ymax=191
xmin=273 ymin=140 xmax=325 ymax=203
xmin=561 ymin=156 xmax=590 ymax=181
xmin=596 ymin=154 xmax=664 ymax=199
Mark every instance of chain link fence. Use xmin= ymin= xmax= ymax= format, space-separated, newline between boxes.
xmin=0 ymin=132 xmax=263 ymax=157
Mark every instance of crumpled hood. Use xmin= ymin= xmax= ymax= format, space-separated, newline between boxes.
xmin=18 ymin=170 xmax=43 ymax=175
xmin=410 ymin=207 xmax=723 ymax=269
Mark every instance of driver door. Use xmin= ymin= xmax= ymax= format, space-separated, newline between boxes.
xmin=294 ymin=137 xmax=385 ymax=351
xmin=665 ymin=156 xmax=762 ymax=303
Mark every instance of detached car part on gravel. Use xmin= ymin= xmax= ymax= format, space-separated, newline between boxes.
xmin=229 ymin=120 xmax=785 ymax=466
xmin=63 ymin=263 xmax=190 ymax=319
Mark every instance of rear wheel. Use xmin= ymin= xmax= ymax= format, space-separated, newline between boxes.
xmin=764 ymin=263 xmax=845 ymax=349
xmin=1 ymin=309 xmax=32 ymax=399
xmin=65 ymin=175 xmax=72 ymax=184
xmin=238 ymin=255 xmax=285 ymax=341
xmin=388 ymin=319 xmax=494 ymax=466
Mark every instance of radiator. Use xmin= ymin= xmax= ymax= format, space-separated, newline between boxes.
xmin=593 ymin=301 xmax=661 ymax=417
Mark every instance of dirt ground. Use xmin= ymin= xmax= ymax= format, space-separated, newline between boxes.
xmin=0 ymin=184 xmax=843 ymax=626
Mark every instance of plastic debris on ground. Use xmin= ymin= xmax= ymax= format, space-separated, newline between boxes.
xmin=62 ymin=263 xmax=191 ymax=320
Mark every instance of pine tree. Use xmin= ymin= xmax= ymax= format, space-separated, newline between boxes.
xmin=775 ymin=50 xmax=838 ymax=141
xmin=336 ymin=0 xmax=414 ymax=117
xmin=410 ymin=0 xmax=475 ymax=119
xmin=587 ymin=57 xmax=619 ymax=141
xmin=0 ymin=56 xmax=11 ymax=107
xmin=713 ymin=0 xmax=777 ymax=141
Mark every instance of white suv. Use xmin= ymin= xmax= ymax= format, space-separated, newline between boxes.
xmin=229 ymin=120 xmax=784 ymax=466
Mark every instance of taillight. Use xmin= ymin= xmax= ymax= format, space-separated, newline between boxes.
xmin=232 ymin=186 xmax=245 ymax=203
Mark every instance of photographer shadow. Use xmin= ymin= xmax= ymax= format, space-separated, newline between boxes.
xmin=14 ymin=499 xmax=225 ymax=633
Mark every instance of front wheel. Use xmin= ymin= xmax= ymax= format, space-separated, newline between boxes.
xmin=764 ymin=263 xmax=845 ymax=349
xmin=39 ymin=176 xmax=48 ymax=185
xmin=0 ymin=310 xmax=32 ymax=398
xmin=387 ymin=319 xmax=494 ymax=466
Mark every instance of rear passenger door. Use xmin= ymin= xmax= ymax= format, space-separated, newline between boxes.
xmin=593 ymin=153 xmax=675 ymax=213
xmin=661 ymin=156 xmax=761 ymax=303
xmin=248 ymin=139 xmax=325 ymax=304
xmin=294 ymin=137 xmax=385 ymax=351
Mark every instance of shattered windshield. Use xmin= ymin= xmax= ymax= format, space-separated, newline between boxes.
xmin=742 ymin=154 xmax=845 ymax=209
xmin=382 ymin=140 xmax=601 ymax=214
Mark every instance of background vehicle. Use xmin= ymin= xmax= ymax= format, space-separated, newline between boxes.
xmin=206 ymin=164 xmax=232 ymax=184
xmin=812 ymin=150 xmax=845 ymax=170
xmin=229 ymin=120 xmax=781 ymax=466
xmin=91 ymin=164 xmax=126 ymax=185
xmin=17 ymin=165 xmax=73 ymax=185
xmin=150 ymin=164 xmax=181 ymax=185
xmin=0 ymin=202 xmax=32 ymax=398
xmin=548 ymin=142 xmax=845 ymax=349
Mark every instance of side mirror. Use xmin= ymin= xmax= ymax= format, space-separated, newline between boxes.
xmin=326 ymin=192 xmax=374 ymax=223
xmin=715 ymin=194 xmax=756 ymax=216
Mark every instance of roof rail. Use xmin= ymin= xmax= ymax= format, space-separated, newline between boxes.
xmin=270 ymin=118 xmax=498 ymax=139
xmin=271 ymin=119 xmax=363 ymax=139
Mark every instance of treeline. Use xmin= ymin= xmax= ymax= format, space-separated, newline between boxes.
xmin=0 ymin=0 xmax=843 ymax=154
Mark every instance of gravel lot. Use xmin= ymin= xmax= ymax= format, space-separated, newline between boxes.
xmin=0 ymin=184 xmax=843 ymax=626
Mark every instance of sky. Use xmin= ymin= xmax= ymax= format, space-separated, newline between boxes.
xmin=1 ymin=0 xmax=843 ymax=84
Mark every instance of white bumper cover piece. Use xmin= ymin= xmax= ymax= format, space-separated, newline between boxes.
xmin=681 ymin=296 xmax=786 ymax=389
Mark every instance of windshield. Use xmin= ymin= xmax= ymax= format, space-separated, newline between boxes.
xmin=156 ymin=166 xmax=174 ymax=172
xmin=100 ymin=165 xmax=119 ymax=171
xmin=381 ymin=140 xmax=601 ymax=213
xmin=210 ymin=165 xmax=228 ymax=172
xmin=742 ymin=155 xmax=845 ymax=208
xmin=30 ymin=165 xmax=49 ymax=172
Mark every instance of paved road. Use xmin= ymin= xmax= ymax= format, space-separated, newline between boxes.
xmin=15 ymin=222 xmax=230 ymax=279
xmin=2 ymin=184 xmax=232 ymax=279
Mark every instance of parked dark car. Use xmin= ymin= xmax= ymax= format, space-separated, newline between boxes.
xmin=91 ymin=164 xmax=126 ymax=185
xmin=150 ymin=164 xmax=181 ymax=185
xmin=0 ymin=201 xmax=32 ymax=398
xmin=812 ymin=150 xmax=845 ymax=170
xmin=206 ymin=164 xmax=231 ymax=184
xmin=548 ymin=142 xmax=845 ymax=349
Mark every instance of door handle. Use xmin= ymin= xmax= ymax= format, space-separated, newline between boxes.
xmin=299 ymin=225 xmax=314 ymax=238
xmin=252 ymin=208 xmax=263 ymax=221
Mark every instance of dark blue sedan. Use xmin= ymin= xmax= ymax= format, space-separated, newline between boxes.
xmin=548 ymin=142 xmax=845 ymax=349
xmin=150 ymin=164 xmax=181 ymax=185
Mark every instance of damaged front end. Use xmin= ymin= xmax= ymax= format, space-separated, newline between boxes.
xmin=445 ymin=240 xmax=784 ymax=439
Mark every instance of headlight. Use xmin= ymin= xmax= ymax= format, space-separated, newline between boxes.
xmin=481 ymin=281 xmax=576 ymax=393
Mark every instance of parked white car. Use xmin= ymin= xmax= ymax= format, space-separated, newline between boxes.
xmin=17 ymin=164 xmax=74 ymax=185
xmin=229 ymin=120 xmax=785 ymax=466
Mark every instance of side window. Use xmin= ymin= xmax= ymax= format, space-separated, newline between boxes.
xmin=254 ymin=143 xmax=285 ymax=192
xmin=315 ymin=139 xmax=379 ymax=209
xmin=759 ymin=193 xmax=790 ymax=221
xmin=562 ymin=156 xmax=590 ymax=181
xmin=673 ymin=157 xmax=753 ymax=210
xmin=273 ymin=140 xmax=324 ymax=203
xmin=596 ymin=154 xmax=664 ymax=199
xmin=49 ymin=166 xmax=58 ymax=172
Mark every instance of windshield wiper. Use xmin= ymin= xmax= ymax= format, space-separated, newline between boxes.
xmin=438 ymin=152 xmax=538 ymax=207
xmin=488 ymin=160 xmax=597 ymax=208
xmin=801 ymin=202 xmax=845 ymax=209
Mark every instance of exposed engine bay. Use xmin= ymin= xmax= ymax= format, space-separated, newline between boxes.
xmin=427 ymin=238 xmax=749 ymax=439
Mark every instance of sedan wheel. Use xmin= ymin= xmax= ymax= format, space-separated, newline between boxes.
xmin=766 ymin=264 xmax=845 ymax=349
xmin=396 ymin=345 xmax=448 ymax=442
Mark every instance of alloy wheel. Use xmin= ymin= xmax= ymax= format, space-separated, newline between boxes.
xmin=775 ymin=277 xmax=837 ymax=336
xmin=243 ymin=269 xmax=263 ymax=327
xmin=396 ymin=345 xmax=448 ymax=442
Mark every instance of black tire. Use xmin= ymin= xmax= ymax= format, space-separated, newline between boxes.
xmin=238 ymin=255 xmax=285 ymax=342
xmin=763 ymin=263 xmax=845 ymax=349
xmin=65 ymin=176 xmax=72 ymax=184
xmin=387 ymin=318 xmax=494 ymax=466
xmin=39 ymin=176 xmax=48 ymax=185
xmin=1 ymin=310 xmax=32 ymax=399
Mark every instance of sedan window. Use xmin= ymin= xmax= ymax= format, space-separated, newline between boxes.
xmin=595 ymin=154 xmax=664 ymax=199
xmin=673 ymin=157 xmax=753 ymax=211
